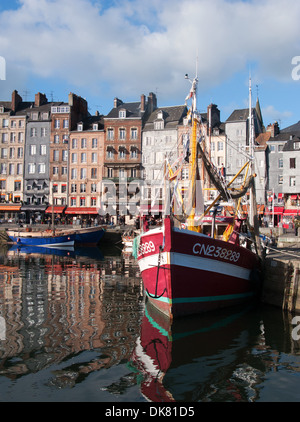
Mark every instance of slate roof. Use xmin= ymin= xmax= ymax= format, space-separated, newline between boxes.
xmin=105 ymin=101 xmax=142 ymax=119
xmin=281 ymin=121 xmax=300 ymax=133
xmin=143 ymin=105 xmax=187 ymax=130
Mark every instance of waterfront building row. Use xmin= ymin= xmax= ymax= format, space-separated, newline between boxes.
xmin=0 ymin=89 xmax=299 ymax=225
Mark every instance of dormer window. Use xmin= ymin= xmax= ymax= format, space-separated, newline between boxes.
xmin=93 ymin=123 xmax=98 ymax=131
xmin=294 ymin=141 xmax=300 ymax=150
xmin=157 ymin=111 xmax=163 ymax=119
xmin=119 ymin=109 xmax=126 ymax=118
xmin=77 ymin=123 xmax=83 ymax=131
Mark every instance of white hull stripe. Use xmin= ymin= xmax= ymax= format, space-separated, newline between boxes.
xmin=139 ymin=251 xmax=251 ymax=280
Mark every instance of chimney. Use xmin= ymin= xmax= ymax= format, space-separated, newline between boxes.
xmin=140 ymin=94 xmax=145 ymax=112
xmin=11 ymin=90 xmax=22 ymax=112
xmin=114 ymin=97 xmax=123 ymax=108
xmin=266 ymin=121 xmax=280 ymax=137
xmin=95 ymin=110 xmax=99 ymax=116
xmin=35 ymin=92 xmax=48 ymax=107
xmin=207 ymin=104 xmax=220 ymax=129
xmin=147 ymin=92 xmax=157 ymax=113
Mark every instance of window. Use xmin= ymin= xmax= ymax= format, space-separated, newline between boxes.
xmin=91 ymin=168 xmax=97 ymax=179
xmin=107 ymin=128 xmax=114 ymax=140
xmin=119 ymin=128 xmax=125 ymax=140
xmin=91 ymin=152 xmax=97 ymax=163
xmin=91 ymin=197 xmax=97 ymax=206
xmin=40 ymin=145 xmax=47 ymax=155
xmin=81 ymin=152 xmax=87 ymax=163
xmin=30 ymin=128 xmax=37 ymax=137
xmin=154 ymin=121 xmax=164 ymax=130
xmin=17 ymin=164 xmax=22 ymax=175
xmin=9 ymin=148 xmax=15 ymax=159
xmin=28 ymin=163 xmax=35 ymax=174
xmin=14 ymin=181 xmax=21 ymax=191
xmin=131 ymin=148 xmax=137 ymax=158
xmin=38 ymin=164 xmax=46 ymax=173
xmin=54 ymin=119 xmax=60 ymax=129
xmin=18 ymin=132 xmax=23 ymax=143
xmin=1 ymin=133 xmax=8 ymax=143
xmin=92 ymin=138 xmax=97 ymax=148
xmin=62 ymin=166 xmax=67 ymax=175
xmin=72 ymin=153 xmax=77 ymax=163
xmin=290 ymin=158 xmax=296 ymax=169
xmin=54 ymin=135 xmax=59 ymax=144
xmin=61 ymin=184 xmax=67 ymax=193
xmin=71 ymin=184 xmax=77 ymax=193
xmin=278 ymin=158 xmax=283 ymax=168
xmin=80 ymin=197 xmax=86 ymax=206
xmin=72 ymin=138 xmax=78 ymax=149
xmin=71 ymin=168 xmax=77 ymax=179
xmin=107 ymin=168 xmax=113 ymax=178
xmin=62 ymin=150 xmax=68 ymax=161
xmin=9 ymin=164 xmax=14 ymax=175
xmin=93 ymin=124 xmax=98 ymax=131
xmin=77 ymin=123 xmax=83 ymax=131
xmin=71 ymin=197 xmax=76 ymax=206
xmin=63 ymin=119 xmax=69 ymax=128
xmin=80 ymin=168 xmax=87 ymax=179
xmin=294 ymin=142 xmax=300 ymax=150
xmin=52 ymin=166 xmax=59 ymax=175
xmin=119 ymin=149 xmax=125 ymax=159
xmin=1 ymin=148 xmax=7 ymax=158
xmin=30 ymin=144 xmax=36 ymax=155
xmin=131 ymin=168 xmax=137 ymax=178
xmin=53 ymin=150 xmax=59 ymax=161
xmin=290 ymin=176 xmax=296 ymax=187
xmin=80 ymin=183 xmax=86 ymax=193
xmin=131 ymin=128 xmax=137 ymax=139
xmin=119 ymin=110 xmax=126 ymax=118
xmin=41 ymin=127 xmax=47 ymax=137
xmin=17 ymin=147 xmax=23 ymax=158
xmin=217 ymin=141 xmax=223 ymax=151
xmin=91 ymin=183 xmax=97 ymax=193
xmin=10 ymin=132 xmax=16 ymax=142
xmin=107 ymin=149 xmax=113 ymax=159
xmin=81 ymin=138 xmax=87 ymax=148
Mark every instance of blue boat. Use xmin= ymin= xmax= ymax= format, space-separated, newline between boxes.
xmin=71 ymin=226 xmax=105 ymax=245
xmin=6 ymin=229 xmax=75 ymax=247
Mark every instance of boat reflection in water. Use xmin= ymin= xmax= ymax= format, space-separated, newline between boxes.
xmin=0 ymin=245 xmax=143 ymax=400
xmin=7 ymin=244 xmax=105 ymax=261
xmin=131 ymin=300 xmax=269 ymax=402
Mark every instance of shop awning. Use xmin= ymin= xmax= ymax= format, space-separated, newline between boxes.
xmin=20 ymin=205 xmax=48 ymax=212
xmin=265 ymin=207 xmax=284 ymax=215
xmin=290 ymin=195 xmax=298 ymax=200
xmin=45 ymin=206 xmax=66 ymax=214
xmin=0 ymin=204 xmax=21 ymax=212
xmin=65 ymin=207 xmax=99 ymax=215
xmin=283 ymin=209 xmax=299 ymax=215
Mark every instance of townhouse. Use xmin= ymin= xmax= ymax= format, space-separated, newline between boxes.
xmin=67 ymin=112 xmax=105 ymax=223
xmin=103 ymin=93 xmax=157 ymax=221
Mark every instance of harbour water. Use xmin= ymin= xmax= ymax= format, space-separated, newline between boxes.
xmin=0 ymin=244 xmax=300 ymax=403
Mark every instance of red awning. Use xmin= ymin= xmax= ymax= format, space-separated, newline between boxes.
xmin=283 ymin=209 xmax=299 ymax=215
xmin=0 ymin=205 xmax=21 ymax=211
xmin=65 ymin=207 xmax=99 ymax=215
xmin=45 ymin=206 xmax=66 ymax=214
xmin=139 ymin=204 xmax=164 ymax=212
xmin=265 ymin=207 xmax=284 ymax=215
xmin=291 ymin=195 xmax=298 ymax=200
xmin=278 ymin=193 xmax=283 ymax=199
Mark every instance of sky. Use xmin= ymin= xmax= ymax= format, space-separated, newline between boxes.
xmin=0 ymin=0 xmax=300 ymax=129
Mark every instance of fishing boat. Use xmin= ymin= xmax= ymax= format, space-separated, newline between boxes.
xmin=6 ymin=227 xmax=75 ymax=247
xmin=134 ymin=75 xmax=262 ymax=319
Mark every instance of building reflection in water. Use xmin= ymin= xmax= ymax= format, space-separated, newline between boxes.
xmin=0 ymin=247 xmax=143 ymax=388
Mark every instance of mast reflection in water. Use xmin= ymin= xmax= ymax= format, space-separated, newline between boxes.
xmin=1 ymin=245 xmax=300 ymax=402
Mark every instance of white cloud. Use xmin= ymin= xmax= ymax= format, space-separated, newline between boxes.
xmin=0 ymin=0 xmax=300 ymax=107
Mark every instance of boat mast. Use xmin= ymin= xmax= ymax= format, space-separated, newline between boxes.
xmin=185 ymin=72 xmax=199 ymax=231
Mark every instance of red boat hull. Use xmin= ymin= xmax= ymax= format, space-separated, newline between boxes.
xmin=137 ymin=217 xmax=261 ymax=319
